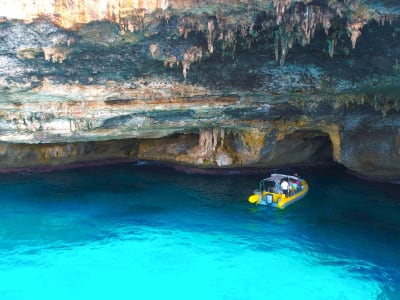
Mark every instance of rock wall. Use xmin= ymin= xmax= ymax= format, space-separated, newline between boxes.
xmin=0 ymin=1 xmax=399 ymax=180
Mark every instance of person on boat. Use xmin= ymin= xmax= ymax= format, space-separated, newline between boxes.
xmin=293 ymin=174 xmax=300 ymax=191
xmin=294 ymin=174 xmax=300 ymax=182
xmin=280 ymin=179 xmax=289 ymax=196
xmin=275 ymin=182 xmax=280 ymax=193
xmin=290 ymin=180 xmax=298 ymax=193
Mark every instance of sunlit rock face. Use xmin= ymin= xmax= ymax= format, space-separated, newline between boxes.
xmin=0 ymin=0 xmax=399 ymax=180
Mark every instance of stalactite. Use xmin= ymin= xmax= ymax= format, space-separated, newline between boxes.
xmin=279 ymin=27 xmax=289 ymax=67
xmin=327 ymin=37 xmax=336 ymax=58
xmin=222 ymin=29 xmax=237 ymax=57
xmin=298 ymin=4 xmax=329 ymax=46
xmin=272 ymin=2 xmax=338 ymax=66
xmin=42 ymin=47 xmax=71 ymax=63
xmin=220 ymin=128 xmax=225 ymax=148
xmin=328 ymin=0 xmax=345 ymax=18
xmin=212 ymin=128 xmax=219 ymax=152
xmin=274 ymin=31 xmax=280 ymax=63
xmin=269 ymin=0 xmax=377 ymax=65
xmin=182 ymin=46 xmax=202 ymax=79
xmin=273 ymin=0 xmax=291 ymax=25
xmin=322 ymin=11 xmax=332 ymax=35
xmin=199 ymin=129 xmax=213 ymax=156
xmin=163 ymin=55 xmax=178 ymax=68
xmin=149 ymin=44 xmax=160 ymax=59
xmin=274 ymin=26 xmax=290 ymax=67
xmin=178 ymin=15 xmax=201 ymax=39
xmin=301 ymin=6 xmax=312 ymax=45
xmin=207 ymin=18 xmax=216 ymax=54
xmin=377 ymin=14 xmax=397 ymax=26
xmin=160 ymin=0 xmax=169 ymax=11
xmin=347 ymin=21 xmax=364 ymax=49
xmin=198 ymin=128 xmax=227 ymax=162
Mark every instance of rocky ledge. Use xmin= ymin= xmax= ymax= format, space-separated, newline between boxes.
xmin=0 ymin=0 xmax=399 ymax=181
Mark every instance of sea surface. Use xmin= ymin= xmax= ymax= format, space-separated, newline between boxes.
xmin=0 ymin=162 xmax=399 ymax=300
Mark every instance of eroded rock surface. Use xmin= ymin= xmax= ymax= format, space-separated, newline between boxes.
xmin=0 ymin=0 xmax=399 ymax=180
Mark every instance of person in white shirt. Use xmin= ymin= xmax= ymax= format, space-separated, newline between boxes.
xmin=281 ymin=179 xmax=289 ymax=196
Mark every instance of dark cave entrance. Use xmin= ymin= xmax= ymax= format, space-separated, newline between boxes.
xmin=284 ymin=130 xmax=334 ymax=165
xmin=260 ymin=130 xmax=335 ymax=166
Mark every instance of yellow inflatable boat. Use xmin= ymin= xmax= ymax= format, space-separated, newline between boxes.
xmin=248 ymin=173 xmax=309 ymax=209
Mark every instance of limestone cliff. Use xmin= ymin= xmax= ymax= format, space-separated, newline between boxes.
xmin=0 ymin=0 xmax=399 ymax=181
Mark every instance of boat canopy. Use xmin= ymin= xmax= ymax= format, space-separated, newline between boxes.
xmin=264 ymin=173 xmax=299 ymax=183
xmin=257 ymin=173 xmax=300 ymax=193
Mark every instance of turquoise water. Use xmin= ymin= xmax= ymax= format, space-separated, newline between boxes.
xmin=0 ymin=163 xmax=399 ymax=300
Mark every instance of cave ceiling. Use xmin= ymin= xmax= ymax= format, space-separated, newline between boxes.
xmin=0 ymin=0 xmax=399 ymax=96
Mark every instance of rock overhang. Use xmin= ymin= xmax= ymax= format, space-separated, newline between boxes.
xmin=0 ymin=0 xmax=399 ymax=180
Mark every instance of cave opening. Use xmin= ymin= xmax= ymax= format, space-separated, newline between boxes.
xmin=259 ymin=130 xmax=335 ymax=167
xmin=283 ymin=130 xmax=334 ymax=165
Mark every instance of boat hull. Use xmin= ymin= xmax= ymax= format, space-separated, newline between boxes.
xmin=248 ymin=180 xmax=309 ymax=209
xmin=277 ymin=181 xmax=309 ymax=209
